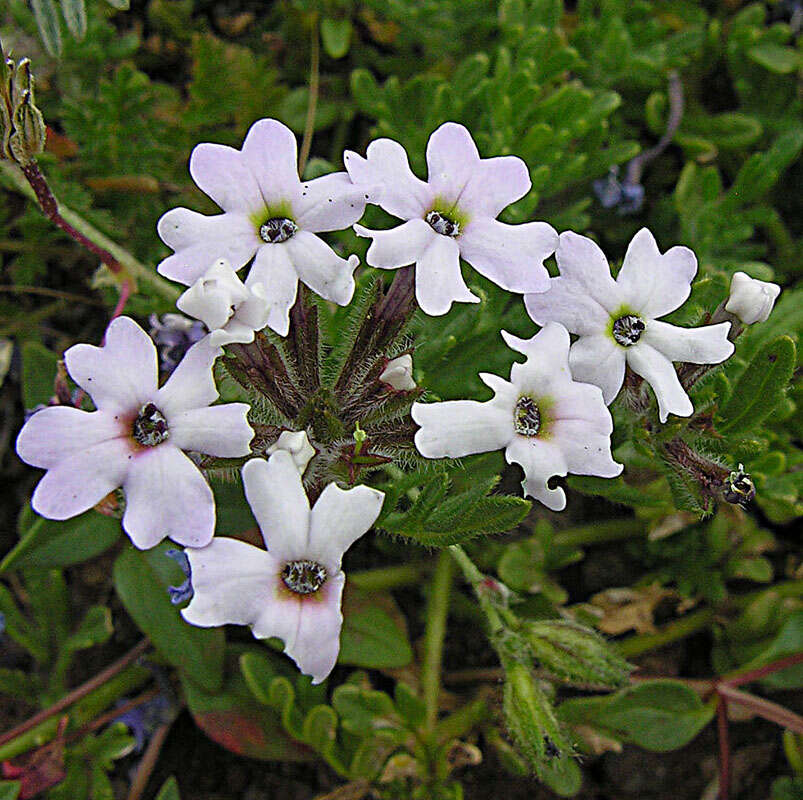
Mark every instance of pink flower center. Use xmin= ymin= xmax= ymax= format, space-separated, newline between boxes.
xmin=282 ymin=559 xmax=327 ymax=595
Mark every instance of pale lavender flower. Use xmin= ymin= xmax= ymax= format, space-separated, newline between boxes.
xmin=725 ymin=271 xmax=781 ymax=325
xmin=266 ymin=430 xmax=315 ymax=474
xmin=524 ymin=229 xmax=734 ymax=423
xmin=412 ymin=323 xmax=622 ymax=511
xmin=182 ymin=452 xmax=384 ymax=684
xmin=158 ymin=118 xmax=372 ymax=336
xmin=379 ymin=354 xmax=416 ymax=391
xmin=345 ymin=122 xmax=557 ymax=315
xmin=16 ymin=317 xmax=253 ymax=549
xmin=148 ymin=313 xmax=206 ymax=375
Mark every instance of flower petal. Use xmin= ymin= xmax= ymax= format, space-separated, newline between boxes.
xmin=157 ymin=208 xmax=260 ymax=284
xmin=245 ymin=243 xmax=300 ymax=337
xmin=169 ymin=404 xmax=253 ymax=457
xmin=31 ymin=438 xmax=132 ymax=521
xmin=157 ymin=337 xmax=222 ymax=416
xmin=415 ymin=234 xmax=479 ymax=315
xmin=182 ymin=537 xmax=278 ymax=628
xmin=554 ymin=231 xmax=621 ymax=312
xmin=283 ymin=231 xmax=356 ymax=306
xmin=626 ymin=343 xmax=693 ymax=423
xmin=240 ymin=118 xmax=302 ymax=210
xmin=549 ymin=419 xmax=622 ymax=478
xmin=355 ymin=219 xmax=435 ymax=269
xmin=457 ymin=155 xmax=532 ymax=218
xmin=524 ymin=276 xmax=611 ymax=336
xmin=616 ymin=228 xmax=697 ymax=319
xmin=295 ymin=172 xmax=372 ymax=232
xmin=65 ymin=316 xmax=158 ymax=412
xmin=551 ymin=381 xmax=612 ymax=428
xmin=425 ymin=122 xmax=480 ymax=203
xmin=344 ymin=138 xmax=432 ymax=219
xmin=17 ymin=407 xmax=125 ymax=469
xmin=505 ymin=437 xmax=567 ymax=510
xmin=242 ymin=454 xmax=310 ymax=561
xmin=642 ymin=320 xmax=734 ymax=364
xmin=308 ymin=484 xmax=384 ymax=572
xmin=502 ymin=324 xmax=573 ymax=395
xmin=412 ymin=397 xmax=511 ymax=459
xmin=189 ymin=143 xmax=264 ymax=213
xmin=122 ymin=445 xmax=215 ymax=549
xmin=568 ymin=335 xmax=627 ymax=405
xmin=283 ymin=573 xmax=345 ymax=684
xmin=458 ymin=219 xmax=556 ymax=294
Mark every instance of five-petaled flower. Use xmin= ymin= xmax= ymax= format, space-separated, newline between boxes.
xmin=524 ymin=229 xmax=735 ymax=423
xmin=411 ymin=323 xmax=622 ymax=510
xmin=345 ymin=122 xmax=558 ymax=316
xmin=181 ymin=451 xmax=385 ymax=684
xmin=725 ymin=271 xmax=781 ymax=325
xmin=157 ymin=118 xmax=372 ymax=336
xmin=15 ymin=317 xmax=253 ymax=549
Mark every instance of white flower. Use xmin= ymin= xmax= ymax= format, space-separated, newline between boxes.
xmin=524 ymin=229 xmax=735 ymax=423
xmin=411 ymin=323 xmax=622 ymax=511
xmin=158 ymin=118 xmax=372 ymax=336
xmin=379 ymin=353 xmax=416 ymax=391
xmin=16 ymin=317 xmax=253 ymax=549
xmin=345 ymin=122 xmax=558 ymax=316
xmin=181 ymin=452 xmax=385 ymax=684
xmin=266 ymin=430 xmax=315 ymax=474
xmin=725 ymin=271 xmax=781 ymax=325
xmin=176 ymin=258 xmax=271 ymax=347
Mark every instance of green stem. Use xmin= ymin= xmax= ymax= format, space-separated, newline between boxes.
xmin=553 ymin=518 xmax=644 ymax=549
xmin=449 ymin=544 xmax=505 ymax=636
xmin=0 ymin=160 xmax=179 ymax=301
xmin=421 ymin=550 xmax=454 ymax=732
xmin=297 ymin=18 xmax=320 ymax=176
xmin=349 ymin=562 xmax=430 ymax=592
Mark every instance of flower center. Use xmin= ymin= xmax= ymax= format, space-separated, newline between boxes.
xmin=282 ymin=559 xmax=327 ymax=595
xmin=514 ymin=396 xmax=541 ymax=437
xmin=426 ymin=210 xmax=460 ymax=237
xmin=259 ymin=217 xmax=297 ymax=244
xmin=132 ymin=403 xmax=169 ymax=447
xmin=612 ymin=314 xmax=645 ymax=347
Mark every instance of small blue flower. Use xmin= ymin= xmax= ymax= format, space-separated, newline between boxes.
xmin=115 ymin=693 xmax=174 ymax=752
xmin=149 ymin=314 xmax=206 ymax=375
xmin=593 ymin=168 xmax=644 ymax=215
xmin=165 ymin=548 xmax=194 ymax=605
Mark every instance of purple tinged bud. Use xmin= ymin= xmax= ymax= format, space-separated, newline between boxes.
xmin=165 ymin=548 xmax=193 ymax=605
xmin=149 ymin=313 xmax=206 ymax=375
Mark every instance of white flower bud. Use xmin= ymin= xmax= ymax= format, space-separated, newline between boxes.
xmin=725 ymin=272 xmax=780 ymax=325
xmin=176 ymin=259 xmax=249 ymax=331
xmin=267 ymin=430 xmax=315 ymax=474
xmin=379 ymin=353 xmax=416 ymax=391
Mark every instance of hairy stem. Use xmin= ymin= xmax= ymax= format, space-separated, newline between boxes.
xmin=422 ymin=550 xmax=454 ymax=732
xmin=449 ymin=544 xmax=505 ymax=637
xmin=349 ymin=561 xmax=431 ymax=592
xmin=553 ymin=518 xmax=644 ymax=549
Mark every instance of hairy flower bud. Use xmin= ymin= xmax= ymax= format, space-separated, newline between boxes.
xmin=725 ymin=272 xmax=781 ymax=325
xmin=524 ymin=620 xmax=632 ymax=688
xmin=9 ymin=90 xmax=46 ymax=164
xmin=379 ymin=353 xmax=416 ymax=391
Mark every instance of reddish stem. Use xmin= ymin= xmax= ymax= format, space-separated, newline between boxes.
xmin=717 ymin=697 xmax=730 ymax=800
xmin=108 ymin=279 xmax=132 ymax=323
xmin=0 ymin=640 xmax=150 ymax=747
xmin=717 ymin=683 xmax=803 ymax=734
xmin=723 ymin=652 xmax=803 ymax=688
xmin=64 ymin=687 xmax=160 ymax=745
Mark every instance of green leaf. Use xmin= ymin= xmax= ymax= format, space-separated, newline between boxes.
xmin=154 ymin=776 xmax=181 ymax=800
xmin=21 ymin=341 xmax=59 ymax=409
xmin=538 ymin=754 xmax=583 ymax=797
xmin=320 ymin=18 xmax=352 ymax=59
xmin=60 ymin=0 xmax=87 ymax=40
xmin=739 ymin=611 xmax=803 ymax=689
xmin=1 ymin=508 xmax=121 ymax=572
xmin=558 ymin=680 xmax=714 ymax=752
xmin=0 ymin=782 xmax=21 ymax=800
xmin=394 ymin=683 xmax=426 ymax=729
xmin=719 ymin=337 xmax=796 ymax=433
xmin=747 ymin=42 xmax=800 ymax=74
xmin=338 ymin=589 xmax=413 ymax=669
xmin=31 ymin=0 xmax=63 ymax=56
xmin=104 ymin=0 xmax=130 ymax=8
xmin=113 ymin=544 xmax=225 ymax=692
xmin=0 ymin=668 xmax=38 ymax=699
xmin=64 ymin=606 xmax=113 ymax=653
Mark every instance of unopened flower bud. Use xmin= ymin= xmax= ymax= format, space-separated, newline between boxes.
xmin=177 ymin=259 xmax=250 ymax=331
xmin=524 ymin=619 xmax=631 ymax=688
xmin=725 ymin=272 xmax=780 ymax=325
xmin=379 ymin=353 xmax=416 ymax=391
xmin=724 ymin=463 xmax=755 ymax=508
xmin=267 ymin=430 xmax=315 ymax=474
xmin=502 ymin=660 xmax=571 ymax=775
xmin=9 ymin=89 xmax=46 ymax=164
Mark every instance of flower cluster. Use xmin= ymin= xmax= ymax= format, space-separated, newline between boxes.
xmin=15 ymin=118 xmax=781 ymax=684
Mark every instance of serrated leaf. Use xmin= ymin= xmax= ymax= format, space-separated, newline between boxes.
xmin=113 ymin=544 xmax=225 ymax=692
xmin=719 ymin=336 xmax=796 ymax=433
xmin=31 ymin=0 xmax=63 ymax=56
xmin=1 ymin=509 xmax=120 ymax=572
xmin=60 ymin=0 xmax=87 ymax=40
xmin=558 ymin=680 xmax=714 ymax=752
